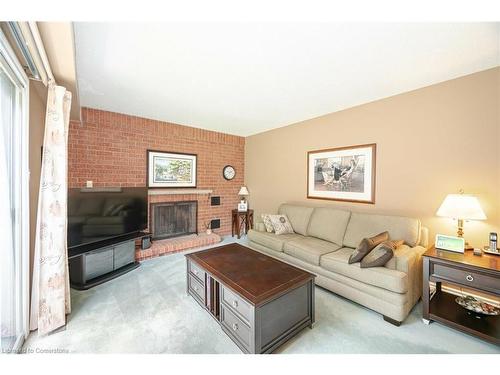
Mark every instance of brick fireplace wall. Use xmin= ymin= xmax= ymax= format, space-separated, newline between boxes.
xmin=68 ymin=108 xmax=245 ymax=236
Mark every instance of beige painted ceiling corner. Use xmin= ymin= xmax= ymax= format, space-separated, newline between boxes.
xmin=74 ymin=22 xmax=500 ymax=136
xmin=37 ymin=22 xmax=81 ymax=121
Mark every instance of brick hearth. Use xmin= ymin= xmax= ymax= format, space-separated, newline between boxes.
xmin=136 ymin=233 xmax=221 ymax=261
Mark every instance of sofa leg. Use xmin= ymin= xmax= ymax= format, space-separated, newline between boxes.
xmin=383 ymin=315 xmax=401 ymax=327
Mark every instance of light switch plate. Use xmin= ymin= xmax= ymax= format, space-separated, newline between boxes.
xmin=86 ymin=180 xmax=93 ymax=188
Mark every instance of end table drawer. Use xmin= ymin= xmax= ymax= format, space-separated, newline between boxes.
xmin=433 ymin=263 xmax=499 ymax=293
xmin=188 ymin=274 xmax=205 ymax=303
xmin=188 ymin=260 xmax=206 ymax=283
xmin=221 ymin=285 xmax=252 ymax=323
xmin=221 ymin=304 xmax=251 ymax=351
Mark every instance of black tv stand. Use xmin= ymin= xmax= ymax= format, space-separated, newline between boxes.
xmin=71 ymin=262 xmax=140 ymax=290
xmin=69 ymin=235 xmax=142 ymax=290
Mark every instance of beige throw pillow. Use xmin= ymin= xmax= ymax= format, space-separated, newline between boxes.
xmin=360 ymin=240 xmax=404 ymax=268
xmin=348 ymin=231 xmax=389 ymax=264
xmin=261 ymin=214 xmax=275 ymax=233
xmin=268 ymin=214 xmax=294 ymax=235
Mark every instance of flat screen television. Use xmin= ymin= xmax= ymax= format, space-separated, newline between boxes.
xmin=67 ymin=187 xmax=148 ymax=252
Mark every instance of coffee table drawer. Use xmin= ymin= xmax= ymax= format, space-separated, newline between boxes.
xmin=188 ymin=274 xmax=205 ymax=303
xmin=221 ymin=304 xmax=251 ymax=351
xmin=432 ymin=263 xmax=499 ymax=293
xmin=221 ymin=285 xmax=252 ymax=323
xmin=188 ymin=260 xmax=206 ymax=283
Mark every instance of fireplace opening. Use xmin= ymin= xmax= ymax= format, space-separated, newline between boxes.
xmin=150 ymin=201 xmax=197 ymax=240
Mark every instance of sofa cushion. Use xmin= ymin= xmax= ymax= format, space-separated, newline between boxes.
xmin=255 ymin=222 xmax=267 ymax=232
xmin=247 ymin=229 xmax=300 ymax=252
xmin=307 ymin=207 xmax=351 ymax=246
xmin=284 ymin=237 xmax=340 ymax=265
xmin=278 ymin=204 xmax=314 ymax=236
xmin=320 ymin=247 xmax=408 ymax=293
xmin=343 ymin=212 xmax=421 ymax=248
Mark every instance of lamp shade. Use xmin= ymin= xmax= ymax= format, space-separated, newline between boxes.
xmin=436 ymin=194 xmax=486 ymax=220
xmin=238 ymin=186 xmax=249 ymax=196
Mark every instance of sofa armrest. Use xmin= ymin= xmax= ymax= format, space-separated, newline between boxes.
xmin=386 ymin=245 xmax=427 ymax=305
xmin=419 ymin=226 xmax=429 ymax=247
xmin=254 ymin=222 xmax=266 ymax=232
xmin=390 ymin=245 xmax=426 ymax=273
xmin=253 ymin=216 xmax=266 ymax=232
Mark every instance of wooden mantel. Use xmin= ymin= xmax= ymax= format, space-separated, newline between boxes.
xmin=148 ymin=189 xmax=213 ymax=196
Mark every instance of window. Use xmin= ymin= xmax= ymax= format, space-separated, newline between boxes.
xmin=0 ymin=29 xmax=29 ymax=353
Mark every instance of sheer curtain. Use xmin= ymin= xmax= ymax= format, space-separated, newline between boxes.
xmin=0 ymin=66 xmax=16 ymax=350
xmin=30 ymin=83 xmax=72 ymax=335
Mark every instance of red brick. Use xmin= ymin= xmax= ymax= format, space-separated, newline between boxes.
xmin=69 ymin=107 xmax=245 ymax=238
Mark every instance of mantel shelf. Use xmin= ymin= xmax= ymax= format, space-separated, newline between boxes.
xmin=148 ymin=189 xmax=213 ymax=196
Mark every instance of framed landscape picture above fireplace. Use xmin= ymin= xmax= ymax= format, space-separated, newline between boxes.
xmin=147 ymin=150 xmax=197 ymax=188
xmin=307 ymin=143 xmax=376 ymax=204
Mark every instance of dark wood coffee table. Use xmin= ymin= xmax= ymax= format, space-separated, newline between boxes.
xmin=185 ymin=243 xmax=315 ymax=353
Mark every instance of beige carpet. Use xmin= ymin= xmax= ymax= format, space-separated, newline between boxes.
xmin=24 ymin=237 xmax=500 ymax=354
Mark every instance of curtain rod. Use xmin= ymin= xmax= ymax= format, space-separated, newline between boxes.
xmin=6 ymin=22 xmax=55 ymax=86
xmin=27 ymin=22 xmax=55 ymax=85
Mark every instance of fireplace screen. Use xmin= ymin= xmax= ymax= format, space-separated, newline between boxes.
xmin=150 ymin=201 xmax=197 ymax=239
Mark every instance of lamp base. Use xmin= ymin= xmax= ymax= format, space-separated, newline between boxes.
xmin=457 ymin=219 xmax=473 ymax=250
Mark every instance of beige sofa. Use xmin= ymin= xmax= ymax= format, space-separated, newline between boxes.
xmin=247 ymin=204 xmax=429 ymax=325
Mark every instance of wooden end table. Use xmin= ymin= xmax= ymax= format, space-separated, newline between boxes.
xmin=422 ymin=246 xmax=499 ymax=345
xmin=231 ymin=209 xmax=254 ymax=239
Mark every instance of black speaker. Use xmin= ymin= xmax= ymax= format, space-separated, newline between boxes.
xmin=141 ymin=235 xmax=152 ymax=250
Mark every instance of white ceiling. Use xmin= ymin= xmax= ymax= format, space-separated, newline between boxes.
xmin=74 ymin=22 xmax=500 ymax=136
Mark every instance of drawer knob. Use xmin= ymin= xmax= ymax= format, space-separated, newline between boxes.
xmin=232 ymin=323 xmax=238 ymax=331
xmin=232 ymin=300 xmax=238 ymax=308
xmin=466 ymin=274 xmax=474 ymax=282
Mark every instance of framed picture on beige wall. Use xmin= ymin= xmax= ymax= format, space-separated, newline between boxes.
xmin=307 ymin=143 xmax=376 ymax=204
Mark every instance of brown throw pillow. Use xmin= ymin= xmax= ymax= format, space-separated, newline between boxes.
xmin=360 ymin=240 xmax=404 ymax=268
xmin=348 ymin=231 xmax=389 ymax=264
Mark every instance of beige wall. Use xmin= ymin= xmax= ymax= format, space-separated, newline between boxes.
xmin=29 ymin=81 xmax=46 ymax=284
xmin=245 ymin=67 xmax=500 ymax=247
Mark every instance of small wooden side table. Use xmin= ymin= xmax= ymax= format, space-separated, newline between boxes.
xmin=232 ymin=209 xmax=254 ymax=239
xmin=422 ymin=246 xmax=499 ymax=345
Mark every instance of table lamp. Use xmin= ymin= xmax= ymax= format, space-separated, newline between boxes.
xmin=436 ymin=191 xmax=486 ymax=249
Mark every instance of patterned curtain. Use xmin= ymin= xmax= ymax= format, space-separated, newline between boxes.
xmin=30 ymin=84 xmax=72 ymax=335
